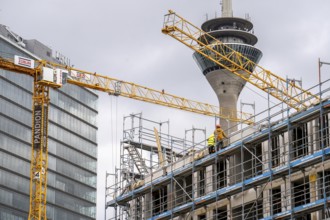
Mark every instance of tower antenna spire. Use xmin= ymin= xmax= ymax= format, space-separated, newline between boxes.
xmin=221 ymin=0 xmax=233 ymax=17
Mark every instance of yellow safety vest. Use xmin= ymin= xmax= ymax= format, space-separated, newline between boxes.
xmin=207 ymin=133 xmax=215 ymax=146
xmin=208 ymin=129 xmax=227 ymax=146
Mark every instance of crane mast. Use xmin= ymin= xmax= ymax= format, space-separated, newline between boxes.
xmin=29 ymin=81 xmax=50 ymax=220
xmin=162 ymin=10 xmax=320 ymax=110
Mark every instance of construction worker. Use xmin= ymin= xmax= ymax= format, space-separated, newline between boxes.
xmin=207 ymin=124 xmax=228 ymax=154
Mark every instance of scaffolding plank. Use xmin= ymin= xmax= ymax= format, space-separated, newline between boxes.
xmin=260 ymin=198 xmax=328 ymax=220
xmin=123 ymin=140 xmax=184 ymax=157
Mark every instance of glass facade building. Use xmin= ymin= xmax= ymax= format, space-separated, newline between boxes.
xmin=0 ymin=27 xmax=98 ymax=219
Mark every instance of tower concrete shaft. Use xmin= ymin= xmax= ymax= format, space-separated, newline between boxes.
xmin=193 ymin=0 xmax=262 ymax=133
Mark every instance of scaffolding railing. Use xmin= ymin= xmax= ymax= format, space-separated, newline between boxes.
xmin=105 ymin=79 xmax=330 ymax=220
xmin=107 ymin=131 xmax=330 ymax=219
xmin=105 ymin=112 xmax=209 ymax=219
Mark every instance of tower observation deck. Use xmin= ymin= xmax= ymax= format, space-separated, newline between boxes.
xmin=193 ymin=0 xmax=262 ymax=132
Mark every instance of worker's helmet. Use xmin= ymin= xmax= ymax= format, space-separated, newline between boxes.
xmin=216 ymin=124 xmax=221 ymax=128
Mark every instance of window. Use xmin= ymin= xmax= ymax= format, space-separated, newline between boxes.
xmin=321 ymin=171 xmax=330 ymax=219
xmin=213 ymin=208 xmax=227 ymax=220
xmin=271 ymin=136 xmax=280 ymax=167
xmin=272 ymin=187 xmax=281 ymax=214
xmin=293 ymin=178 xmax=310 ymax=208
xmin=175 ymin=175 xmax=192 ymax=206
xmin=185 ymin=174 xmax=193 ymax=202
xmin=291 ymin=123 xmax=308 ymax=160
xmin=232 ymin=200 xmax=263 ymax=220
xmin=152 ymin=187 xmax=167 ymax=216
xmin=199 ymin=169 xmax=205 ymax=196
xmin=133 ymin=197 xmax=142 ymax=220
xmin=318 ymin=170 xmax=330 ymax=199
xmin=318 ymin=114 xmax=329 ymax=149
xmin=242 ymin=143 xmax=262 ymax=181
xmin=214 ymin=159 xmax=226 ymax=189
xmin=175 ymin=178 xmax=184 ymax=206
xmin=251 ymin=144 xmax=263 ymax=176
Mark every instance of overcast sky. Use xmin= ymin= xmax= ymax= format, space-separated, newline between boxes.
xmin=1 ymin=0 xmax=330 ymax=219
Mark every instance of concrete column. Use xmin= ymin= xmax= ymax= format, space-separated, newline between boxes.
xmin=279 ymin=133 xmax=285 ymax=166
xmin=143 ymin=193 xmax=152 ymax=219
xmin=167 ymin=183 xmax=173 ymax=211
xmin=327 ymin=113 xmax=330 ymax=147
xmin=308 ymin=121 xmax=314 ymax=154
xmin=206 ymin=206 xmax=213 ymax=219
xmin=280 ymin=179 xmax=287 ymax=213
xmin=227 ymin=198 xmax=232 ymax=220
xmin=205 ymin=165 xmax=214 ymax=220
xmin=226 ymin=156 xmax=230 ymax=188
xmin=312 ymin=118 xmax=320 ymax=150
xmin=262 ymin=190 xmax=271 ymax=217
xmin=309 ymin=169 xmax=317 ymax=220
xmin=282 ymin=132 xmax=289 ymax=165
xmin=284 ymin=178 xmax=292 ymax=211
xmin=193 ymin=171 xmax=198 ymax=198
xmin=325 ymin=113 xmax=330 ymax=148
xmin=262 ymin=141 xmax=270 ymax=171
xmin=133 ymin=199 xmax=140 ymax=220
xmin=206 ymin=165 xmax=214 ymax=194
xmin=228 ymin=153 xmax=240 ymax=184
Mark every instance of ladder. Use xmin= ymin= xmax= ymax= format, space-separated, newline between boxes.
xmin=164 ymin=148 xmax=175 ymax=164
xmin=124 ymin=143 xmax=149 ymax=176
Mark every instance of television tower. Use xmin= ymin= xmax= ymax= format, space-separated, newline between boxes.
xmin=193 ymin=0 xmax=262 ymax=133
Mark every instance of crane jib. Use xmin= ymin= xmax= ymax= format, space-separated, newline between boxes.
xmin=0 ymin=52 xmax=256 ymax=219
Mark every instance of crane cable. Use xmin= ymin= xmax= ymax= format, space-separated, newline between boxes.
xmin=218 ymin=66 xmax=283 ymax=109
xmin=115 ymin=95 xmax=119 ymax=168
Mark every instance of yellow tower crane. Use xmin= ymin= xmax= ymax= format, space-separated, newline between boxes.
xmin=161 ymin=10 xmax=320 ymax=110
xmin=0 ymin=55 xmax=252 ymax=220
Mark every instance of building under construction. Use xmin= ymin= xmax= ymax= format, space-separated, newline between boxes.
xmin=105 ymin=1 xmax=330 ymax=219
xmin=106 ymin=94 xmax=330 ymax=219
xmin=0 ymin=1 xmax=329 ymax=220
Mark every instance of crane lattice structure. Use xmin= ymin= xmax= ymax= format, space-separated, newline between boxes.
xmin=161 ymin=10 xmax=320 ymax=110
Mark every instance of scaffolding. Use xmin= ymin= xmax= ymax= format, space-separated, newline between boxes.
xmin=105 ymin=112 xmax=207 ymax=219
xmin=106 ymin=79 xmax=330 ymax=220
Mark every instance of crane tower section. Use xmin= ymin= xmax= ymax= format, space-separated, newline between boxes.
xmin=193 ymin=0 xmax=262 ymax=132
